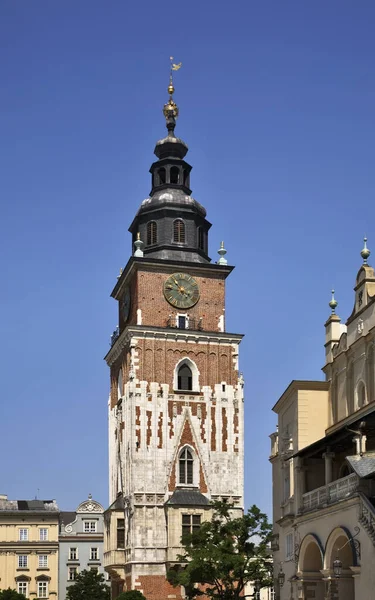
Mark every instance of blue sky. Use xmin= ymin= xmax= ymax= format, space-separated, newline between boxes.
xmin=1 ymin=1 xmax=375 ymax=515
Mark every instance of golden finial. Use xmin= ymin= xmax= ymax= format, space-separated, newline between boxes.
xmin=136 ymin=232 xmax=141 ymax=241
xmin=163 ymin=56 xmax=182 ymax=125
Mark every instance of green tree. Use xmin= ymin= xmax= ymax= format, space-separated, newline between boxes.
xmin=116 ymin=591 xmax=147 ymax=600
xmin=66 ymin=569 xmax=110 ymax=600
xmin=0 ymin=589 xmax=27 ymax=600
xmin=167 ymin=501 xmax=272 ymax=600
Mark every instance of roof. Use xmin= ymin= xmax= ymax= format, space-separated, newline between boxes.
xmin=293 ymin=405 xmax=375 ymax=459
xmin=0 ymin=499 xmax=59 ymax=512
xmin=167 ymin=489 xmax=210 ymax=506
xmin=346 ymin=452 xmax=375 ymax=479
xmin=60 ymin=511 xmax=76 ymax=526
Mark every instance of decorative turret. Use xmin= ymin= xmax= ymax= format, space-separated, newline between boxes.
xmin=347 ymin=237 xmax=375 ymax=325
xmin=128 ymin=59 xmax=211 ymax=264
xmin=325 ymin=288 xmax=343 ymax=365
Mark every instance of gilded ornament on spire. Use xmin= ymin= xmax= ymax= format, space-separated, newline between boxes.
xmin=163 ymin=56 xmax=182 ymax=124
xmin=361 ymin=236 xmax=371 ymax=265
xmin=329 ymin=289 xmax=338 ymax=315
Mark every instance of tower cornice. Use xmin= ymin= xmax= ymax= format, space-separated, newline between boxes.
xmin=104 ymin=324 xmax=243 ymax=366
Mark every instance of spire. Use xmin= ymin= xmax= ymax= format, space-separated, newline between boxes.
xmin=361 ymin=236 xmax=371 ymax=265
xmin=162 ymin=57 xmax=182 ymax=137
xmin=329 ymin=289 xmax=338 ymax=315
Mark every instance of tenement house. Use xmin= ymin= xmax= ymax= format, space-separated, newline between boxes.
xmin=0 ymin=495 xmax=59 ymax=599
xmin=59 ymin=495 xmax=107 ymax=599
xmin=270 ymin=239 xmax=375 ymax=600
xmin=103 ymin=73 xmax=244 ymax=600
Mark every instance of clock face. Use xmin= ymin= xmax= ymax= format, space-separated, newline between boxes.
xmin=121 ymin=287 xmax=131 ymax=322
xmin=164 ymin=273 xmax=200 ymax=309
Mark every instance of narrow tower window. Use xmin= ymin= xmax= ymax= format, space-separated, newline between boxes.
xmin=357 ymin=382 xmax=366 ymax=408
xmin=147 ymin=221 xmax=157 ymax=246
xmin=183 ymin=169 xmax=189 ymax=187
xmin=173 ymin=219 xmax=186 ymax=244
xmin=158 ymin=167 xmax=166 ymax=185
xmin=178 ymin=364 xmax=192 ymax=391
xmin=170 ymin=166 xmax=179 ymax=184
xmin=197 ymin=227 xmax=204 ymax=250
xmin=179 ymin=447 xmax=193 ymax=484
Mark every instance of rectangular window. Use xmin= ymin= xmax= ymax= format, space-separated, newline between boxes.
xmin=38 ymin=555 xmax=48 ymax=568
xmin=18 ymin=555 xmax=28 ymax=568
xmin=68 ymin=567 xmax=78 ymax=581
xmin=37 ymin=582 xmax=48 ymax=598
xmin=69 ymin=547 xmax=78 ymax=561
xmin=286 ymin=532 xmax=294 ymax=560
xmin=90 ymin=547 xmax=99 ymax=561
xmin=181 ymin=514 xmax=201 ymax=539
xmin=84 ymin=520 xmax=97 ymax=533
xmin=283 ymin=462 xmax=291 ymax=503
xmin=19 ymin=528 xmax=29 ymax=541
xmin=90 ymin=567 xmax=99 ymax=573
xmin=39 ymin=528 xmax=48 ymax=541
xmin=117 ymin=519 xmax=125 ymax=549
xmin=17 ymin=582 xmax=28 ymax=597
xmin=178 ymin=316 xmax=186 ymax=329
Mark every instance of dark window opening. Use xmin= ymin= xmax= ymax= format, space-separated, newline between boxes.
xmin=117 ymin=519 xmax=125 ymax=549
xmin=178 ymin=316 xmax=186 ymax=329
xmin=158 ymin=167 xmax=166 ymax=184
xmin=181 ymin=514 xmax=201 ymax=539
xmin=178 ymin=364 xmax=192 ymax=391
xmin=147 ymin=221 xmax=157 ymax=246
xmin=170 ymin=166 xmax=179 ymax=184
xmin=183 ymin=170 xmax=189 ymax=187
xmin=179 ymin=448 xmax=193 ymax=484
xmin=222 ymin=384 xmax=226 ymax=392
xmin=198 ymin=227 xmax=204 ymax=250
xmin=173 ymin=219 xmax=186 ymax=244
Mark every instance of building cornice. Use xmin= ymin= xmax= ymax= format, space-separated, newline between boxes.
xmin=272 ymin=380 xmax=329 ymax=413
xmin=104 ymin=325 xmax=244 ymax=366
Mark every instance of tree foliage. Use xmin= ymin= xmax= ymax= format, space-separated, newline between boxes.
xmin=116 ymin=592 xmax=147 ymax=600
xmin=66 ymin=569 xmax=110 ymax=600
xmin=0 ymin=590 xmax=27 ymax=600
xmin=167 ymin=501 xmax=272 ymax=600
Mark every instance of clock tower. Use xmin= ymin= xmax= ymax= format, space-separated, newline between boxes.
xmin=104 ymin=73 xmax=244 ymax=600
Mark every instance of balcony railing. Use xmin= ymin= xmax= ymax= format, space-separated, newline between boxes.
xmin=302 ymin=473 xmax=359 ymax=512
xmin=166 ymin=316 xmax=203 ymax=330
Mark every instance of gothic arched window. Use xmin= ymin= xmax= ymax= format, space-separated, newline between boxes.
xmin=178 ymin=364 xmax=192 ymax=391
xmin=170 ymin=166 xmax=179 ymax=184
xmin=179 ymin=447 xmax=193 ymax=484
xmin=173 ymin=219 xmax=186 ymax=244
xmin=147 ymin=221 xmax=157 ymax=246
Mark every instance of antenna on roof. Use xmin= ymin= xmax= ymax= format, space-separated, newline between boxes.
xmin=35 ymin=488 xmax=40 ymax=500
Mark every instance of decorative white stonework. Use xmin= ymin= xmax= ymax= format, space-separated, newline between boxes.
xmin=137 ymin=309 xmax=142 ymax=325
xmin=357 ymin=318 xmax=364 ymax=335
xmin=77 ymin=496 xmax=104 ymax=514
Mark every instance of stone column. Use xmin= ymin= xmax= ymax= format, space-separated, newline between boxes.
xmin=294 ymin=457 xmax=304 ymax=514
xmin=323 ymin=451 xmax=335 ymax=485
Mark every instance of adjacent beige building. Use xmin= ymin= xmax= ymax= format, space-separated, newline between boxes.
xmin=0 ymin=495 xmax=59 ymax=599
xmin=270 ymin=239 xmax=375 ymax=600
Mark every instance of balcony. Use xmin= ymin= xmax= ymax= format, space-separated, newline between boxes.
xmin=302 ymin=473 xmax=359 ymax=512
xmin=166 ymin=315 xmax=203 ymax=331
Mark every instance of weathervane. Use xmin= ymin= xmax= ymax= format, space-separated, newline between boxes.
xmin=163 ymin=56 xmax=182 ymax=124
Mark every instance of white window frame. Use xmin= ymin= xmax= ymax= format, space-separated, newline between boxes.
xmin=84 ymin=520 xmax=97 ymax=533
xmin=176 ymin=313 xmax=189 ymax=329
xmin=37 ymin=581 xmax=48 ymax=598
xmin=285 ymin=531 xmax=294 ymax=561
xmin=39 ymin=528 xmax=48 ymax=541
xmin=90 ymin=547 xmax=99 ymax=561
xmin=68 ymin=566 xmax=78 ymax=581
xmin=173 ymin=357 xmax=200 ymax=392
xmin=38 ymin=555 xmax=48 ymax=568
xmin=18 ymin=555 xmax=28 ymax=568
xmin=17 ymin=581 xmax=28 ymax=597
xmin=19 ymin=528 xmax=29 ymax=541
xmin=69 ymin=547 xmax=78 ymax=560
